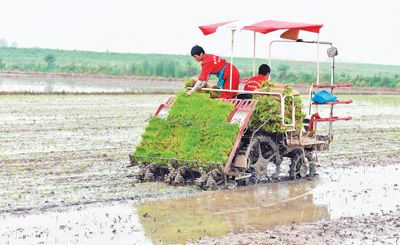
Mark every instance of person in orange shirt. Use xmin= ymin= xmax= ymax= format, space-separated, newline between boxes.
xmin=237 ymin=64 xmax=270 ymax=99
xmin=188 ymin=45 xmax=240 ymax=99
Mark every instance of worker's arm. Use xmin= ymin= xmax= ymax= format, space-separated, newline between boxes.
xmin=188 ymin=80 xmax=207 ymax=94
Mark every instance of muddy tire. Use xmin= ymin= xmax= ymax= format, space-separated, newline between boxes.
xmin=246 ymin=134 xmax=282 ymax=181
xmin=289 ymin=150 xmax=316 ymax=179
xmin=246 ymin=134 xmax=281 ymax=164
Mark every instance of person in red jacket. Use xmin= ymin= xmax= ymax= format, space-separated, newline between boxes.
xmin=188 ymin=45 xmax=240 ymax=99
xmin=237 ymin=64 xmax=270 ymax=99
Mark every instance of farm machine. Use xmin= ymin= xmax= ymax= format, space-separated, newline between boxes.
xmin=130 ymin=20 xmax=352 ymax=189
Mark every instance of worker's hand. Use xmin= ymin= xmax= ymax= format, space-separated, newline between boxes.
xmin=198 ymin=84 xmax=207 ymax=90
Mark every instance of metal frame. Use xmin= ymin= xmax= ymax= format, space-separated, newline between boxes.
xmin=267 ymin=39 xmax=341 ymax=137
xmin=218 ymin=98 xmax=258 ymax=173
xmin=154 ymin=97 xmax=175 ymax=118
xmin=200 ymin=87 xmax=296 ymax=128
xmin=268 ymin=39 xmax=335 ymax=84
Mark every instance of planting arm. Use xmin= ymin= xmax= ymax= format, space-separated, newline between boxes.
xmin=189 ymin=80 xmax=207 ymax=93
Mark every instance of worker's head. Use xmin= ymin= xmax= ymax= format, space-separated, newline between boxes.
xmin=258 ymin=64 xmax=270 ymax=75
xmin=191 ymin=45 xmax=205 ymax=62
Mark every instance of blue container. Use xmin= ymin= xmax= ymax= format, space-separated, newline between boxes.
xmin=311 ymin=90 xmax=337 ymax=104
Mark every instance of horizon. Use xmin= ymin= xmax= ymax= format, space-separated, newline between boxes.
xmin=2 ymin=46 xmax=400 ymax=68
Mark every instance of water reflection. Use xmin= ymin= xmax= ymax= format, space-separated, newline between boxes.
xmin=139 ymin=180 xmax=329 ymax=244
xmin=0 ymin=76 xmax=182 ymax=93
xmin=139 ymin=164 xmax=400 ymax=244
xmin=0 ymin=203 xmax=151 ymax=245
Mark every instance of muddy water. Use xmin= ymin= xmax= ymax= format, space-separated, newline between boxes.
xmin=0 ymin=203 xmax=151 ymax=245
xmin=2 ymin=164 xmax=398 ymax=244
xmin=0 ymin=76 xmax=182 ymax=93
xmin=1 ymin=93 xmax=399 ymax=244
xmin=138 ymin=164 xmax=400 ymax=244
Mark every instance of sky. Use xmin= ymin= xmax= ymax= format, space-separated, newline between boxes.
xmin=1 ymin=0 xmax=399 ymax=65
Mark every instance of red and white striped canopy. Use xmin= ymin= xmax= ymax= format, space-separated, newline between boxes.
xmin=199 ymin=19 xmax=323 ymax=36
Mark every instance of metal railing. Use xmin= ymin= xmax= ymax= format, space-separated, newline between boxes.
xmin=199 ymin=87 xmax=296 ymax=129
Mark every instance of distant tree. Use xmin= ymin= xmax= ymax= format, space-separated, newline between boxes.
xmin=0 ymin=38 xmax=7 ymax=48
xmin=299 ymin=72 xmax=313 ymax=84
xmin=141 ymin=60 xmax=150 ymax=76
xmin=11 ymin=41 xmax=17 ymax=48
xmin=181 ymin=60 xmax=198 ymax=77
xmin=395 ymin=79 xmax=400 ymax=88
xmin=155 ymin=61 xmax=164 ymax=76
xmin=321 ymin=73 xmax=331 ymax=83
xmin=130 ymin=64 xmax=137 ymax=75
xmin=44 ymin=54 xmax=56 ymax=68
xmin=381 ymin=76 xmax=391 ymax=87
xmin=0 ymin=57 xmax=5 ymax=69
xmin=276 ymin=64 xmax=290 ymax=79
xmin=165 ymin=61 xmax=177 ymax=77
xmin=285 ymin=72 xmax=297 ymax=83
xmin=358 ymin=80 xmax=367 ymax=87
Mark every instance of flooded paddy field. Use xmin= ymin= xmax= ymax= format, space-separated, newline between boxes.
xmin=1 ymin=72 xmax=398 ymax=95
xmin=1 ymin=93 xmax=399 ymax=244
xmin=0 ymin=73 xmax=183 ymax=94
xmin=0 ymin=94 xmax=199 ymax=213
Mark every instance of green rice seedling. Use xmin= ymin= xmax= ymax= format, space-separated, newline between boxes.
xmin=133 ymin=92 xmax=239 ymax=168
xmin=134 ymin=81 xmax=305 ymax=168
xmin=249 ymin=82 xmax=305 ymax=133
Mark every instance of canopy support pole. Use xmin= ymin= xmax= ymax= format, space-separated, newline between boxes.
xmin=268 ymin=40 xmax=275 ymax=81
xmin=253 ymin=32 xmax=256 ymax=76
xmin=229 ymin=30 xmax=235 ymax=91
xmin=316 ymin=33 xmax=320 ymax=85
xmin=313 ymin=33 xmax=321 ymax=127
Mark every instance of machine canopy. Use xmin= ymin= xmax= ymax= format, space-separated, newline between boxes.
xmin=199 ymin=19 xmax=323 ymax=36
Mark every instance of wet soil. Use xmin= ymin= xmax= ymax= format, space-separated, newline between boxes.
xmin=0 ymin=202 xmax=151 ymax=244
xmin=140 ymin=164 xmax=400 ymax=244
xmin=0 ymin=94 xmax=200 ymax=214
xmin=1 ymin=93 xmax=399 ymax=244
xmin=191 ymin=210 xmax=400 ymax=245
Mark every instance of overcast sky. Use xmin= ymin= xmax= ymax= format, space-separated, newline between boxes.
xmin=1 ymin=0 xmax=399 ymax=65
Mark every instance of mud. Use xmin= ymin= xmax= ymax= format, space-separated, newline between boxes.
xmin=0 ymin=94 xmax=200 ymax=214
xmin=1 ymin=93 xmax=399 ymax=244
xmin=0 ymin=202 xmax=151 ymax=244
xmin=191 ymin=210 xmax=400 ymax=245
xmin=140 ymin=164 xmax=400 ymax=244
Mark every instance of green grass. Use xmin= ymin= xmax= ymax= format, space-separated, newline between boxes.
xmin=0 ymin=47 xmax=195 ymax=76
xmin=132 ymin=92 xmax=240 ymax=167
xmin=1 ymin=47 xmax=399 ymax=87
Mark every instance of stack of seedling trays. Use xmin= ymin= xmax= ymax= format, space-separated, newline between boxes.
xmin=131 ymin=92 xmax=240 ymax=171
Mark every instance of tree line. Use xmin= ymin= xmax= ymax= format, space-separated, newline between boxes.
xmin=273 ymin=64 xmax=400 ymax=88
xmin=0 ymin=48 xmax=399 ymax=88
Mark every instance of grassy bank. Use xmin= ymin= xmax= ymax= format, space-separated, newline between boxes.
xmin=1 ymin=47 xmax=399 ymax=88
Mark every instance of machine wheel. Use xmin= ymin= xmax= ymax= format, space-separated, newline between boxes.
xmin=246 ymin=134 xmax=282 ymax=182
xmin=289 ymin=149 xmax=316 ymax=179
